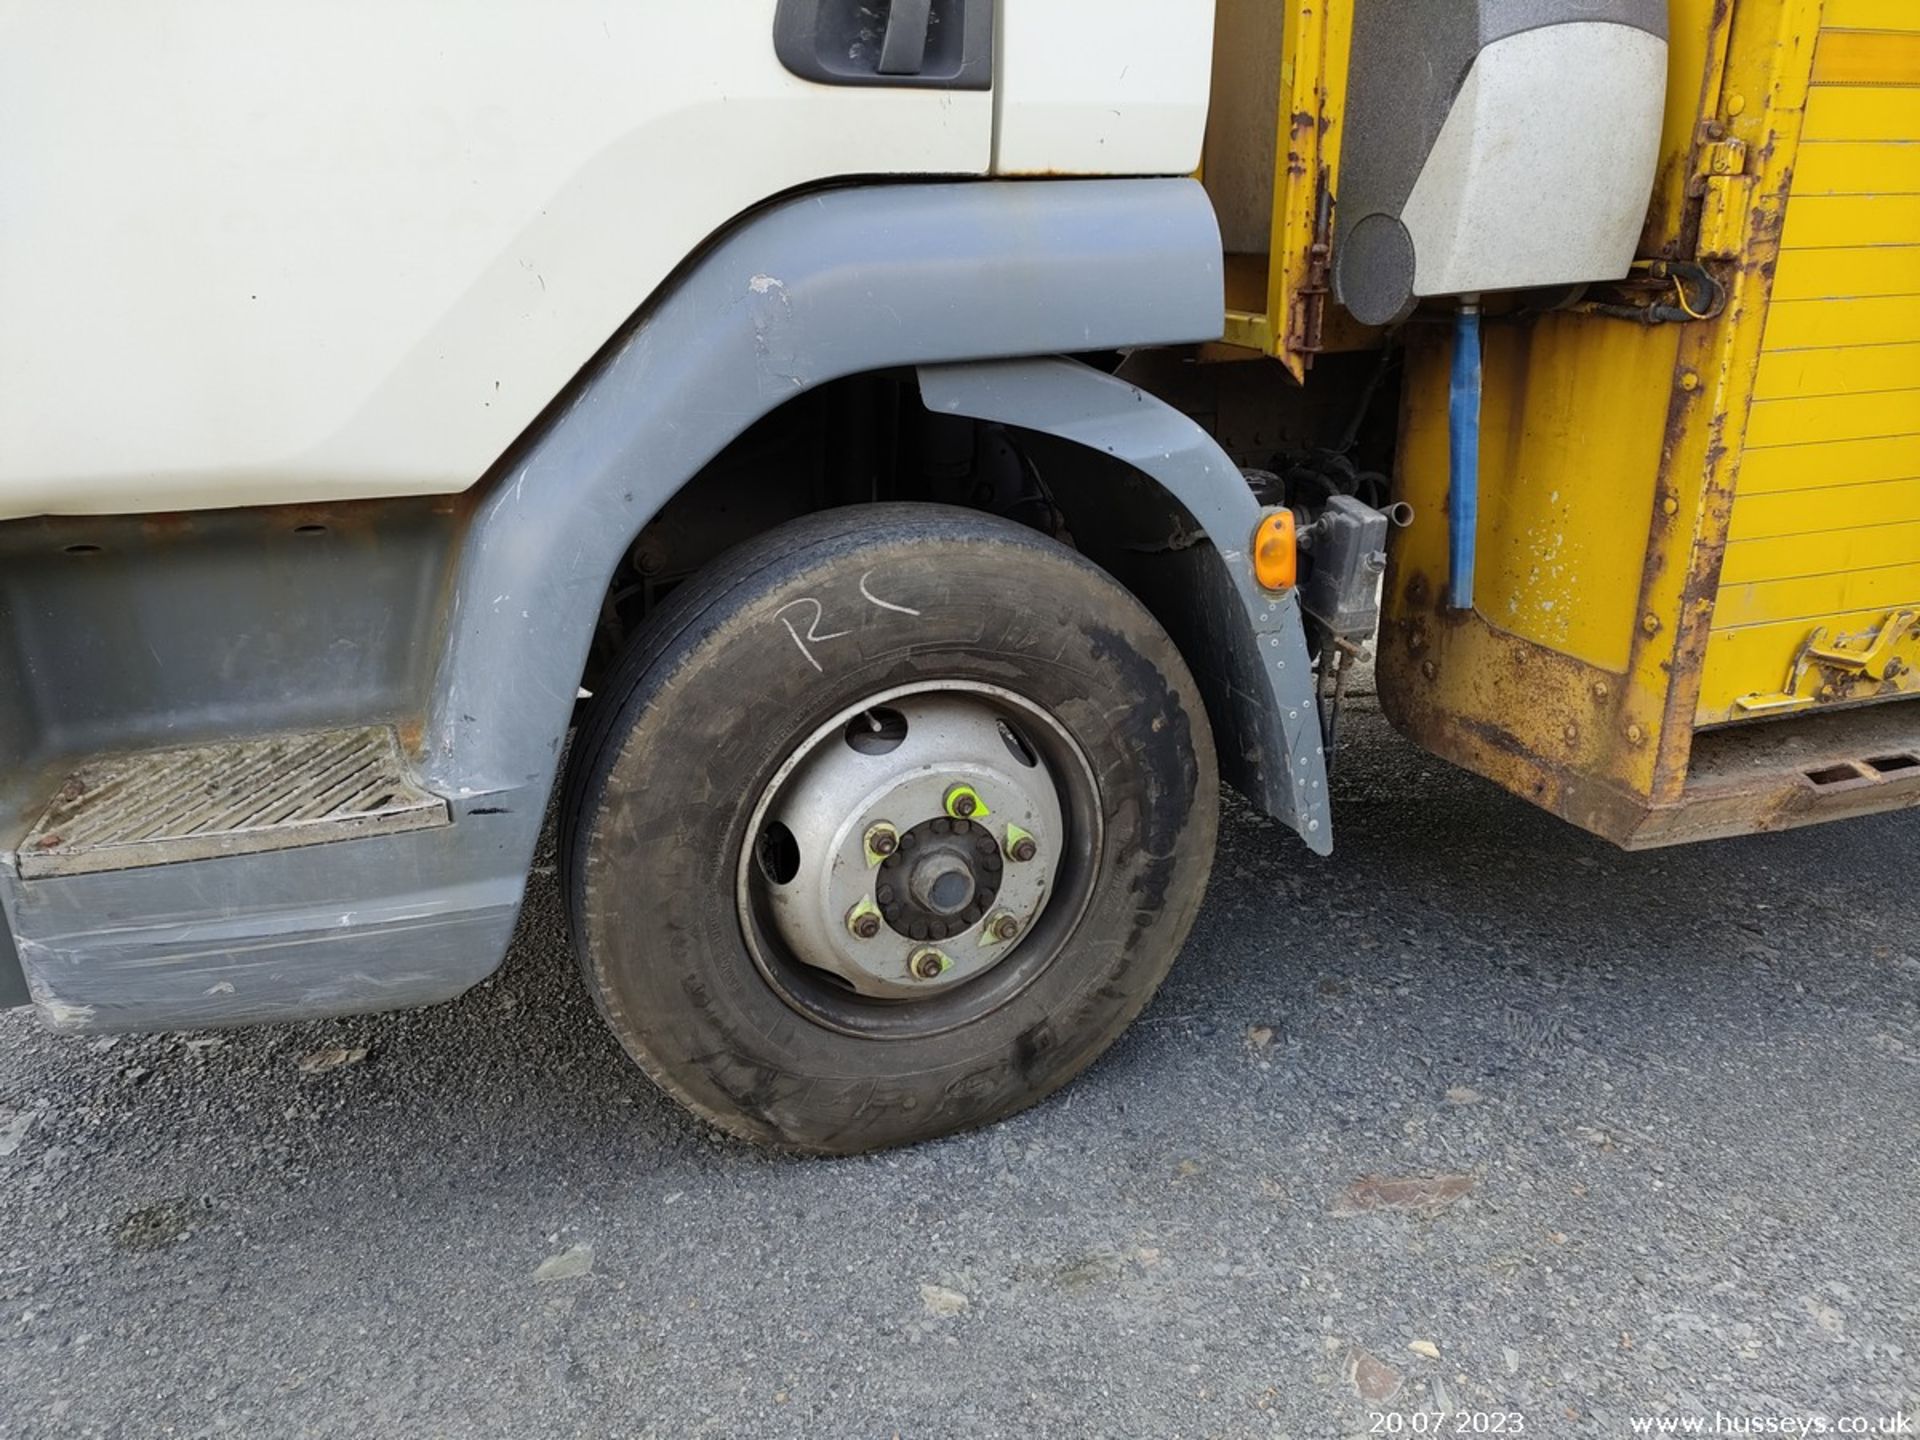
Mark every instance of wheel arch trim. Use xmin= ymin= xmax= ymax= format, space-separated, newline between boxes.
xmin=917 ymin=357 xmax=1332 ymax=853
xmin=423 ymin=177 xmax=1226 ymax=799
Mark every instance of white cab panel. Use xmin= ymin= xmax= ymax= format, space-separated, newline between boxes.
xmin=0 ymin=2 xmax=989 ymax=519
xmin=991 ymin=0 xmax=1216 ymax=176
xmin=1400 ymin=22 xmax=1668 ymax=299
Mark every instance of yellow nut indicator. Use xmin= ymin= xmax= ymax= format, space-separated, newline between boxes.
xmin=1252 ymin=509 xmax=1298 ymax=591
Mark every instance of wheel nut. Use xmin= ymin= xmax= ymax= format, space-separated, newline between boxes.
xmin=990 ymin=913 xmax=1020 ymax=943
xmin=866 ymin=823 xmax=898 ymax=859
xmin=944 ymin=784 xmax=986 ymax=820
xmin=1007 ymin=831 xmax=1037 ymax=864
xmin=846 ymin=896 xmax=885 ymax=939
xmin=909 ymin=948 xmax=950 ymax=981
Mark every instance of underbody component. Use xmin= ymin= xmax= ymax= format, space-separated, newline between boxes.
xmin=1298 ymin=496 xmax=1390 ymax=646
xmin=1296 ymin=494 xmax=1390 ymax=777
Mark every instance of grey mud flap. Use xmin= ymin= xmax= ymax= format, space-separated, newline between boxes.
xmin=917 ymin=357 xmax=1332 ymax=853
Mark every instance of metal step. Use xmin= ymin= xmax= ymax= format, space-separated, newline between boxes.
xmin=16 ymin=726 xmax=449 ymax=879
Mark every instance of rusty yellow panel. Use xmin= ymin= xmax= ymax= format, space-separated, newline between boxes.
xmin=1801 ymin=84 xmax=1920 ymax=140
xmin=1812 ymin=29 xmax=1920 ymax=85
xmin=1714 ymin=559 xmax=1920 ymax=628
xmin=1772 ymin=245 xmax=1920 ymax=300
xmin=1733 ymin=474 xmax=1920 ymax=538
xmin=1783 ymin=195 xmax=1920 ymax=249
xmin=1763 ymin=294 xmax=1920 ymax=349
xmin=1721 ymin=519 xmax=1920 ymax=584
xmin=1746 ymin=388 xmax=1920 ymax=447
xmin=1395 ymin=328 xmax=1675 ymax=667
xmin=1754 ymin=342 xmax=1920 ymax=398
xmin=1795 ymin=141 xmax=1920 ymax=192
xmin=1824 ymin=0 xmax=1920 ymax=28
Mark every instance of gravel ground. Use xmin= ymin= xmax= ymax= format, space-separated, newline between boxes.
xmin=2 ymin=695 xmax=1916 ymax=1440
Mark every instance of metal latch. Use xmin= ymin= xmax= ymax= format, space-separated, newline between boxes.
xmin=1734 ymin=609 xmax=1919 ymax=715
xmin=1689 ymin=125 xmax=1751 ymax=259
xmin=1691 ymin=128 xmax=1751 ymax=260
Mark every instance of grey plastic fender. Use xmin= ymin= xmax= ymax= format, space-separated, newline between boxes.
xmin=423 ymin=178 xmax=1227 ymax=797
xmin=918 ymin=358 xmax=1330 ymax=853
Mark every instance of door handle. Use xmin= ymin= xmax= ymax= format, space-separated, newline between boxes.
xmin=773 ymin=0 xmax=992 ymax=90
xmin=877 ymin=0 xmax=934 ymax=76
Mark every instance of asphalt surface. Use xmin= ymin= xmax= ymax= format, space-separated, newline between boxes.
xmin=2 ymin=693 xmax=1917 ymax=1440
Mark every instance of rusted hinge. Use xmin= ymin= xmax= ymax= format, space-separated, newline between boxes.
xmin=1285 ymin=171 xmax=1334 ymax=365
xmin=1690 ymin=127 xmax=1752 ymax=261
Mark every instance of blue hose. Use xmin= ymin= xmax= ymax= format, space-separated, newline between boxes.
xmin=1448 ymin=300 xmax=1482 ymax=611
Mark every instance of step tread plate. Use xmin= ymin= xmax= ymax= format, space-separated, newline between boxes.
xmin=16 ymin=726 xmax=448 ymax=880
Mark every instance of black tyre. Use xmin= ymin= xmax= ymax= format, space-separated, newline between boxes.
xmin=561 ymin=504 xmax=1218 ymax=1153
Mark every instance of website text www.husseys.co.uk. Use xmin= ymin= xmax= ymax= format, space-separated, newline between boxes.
xmin=1629 ymin=1414 xmax=1914 ymax=1436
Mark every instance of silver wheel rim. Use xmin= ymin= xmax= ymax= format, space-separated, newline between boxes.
xmin=737 ymin=681 xmax=1100 ymax=1029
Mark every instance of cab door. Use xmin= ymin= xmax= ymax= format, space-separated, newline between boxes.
xmin=0 ymin=1 xmax=993 ymax=519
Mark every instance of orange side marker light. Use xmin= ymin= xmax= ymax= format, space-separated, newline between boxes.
xmin=1253 ymin=510 xmax=1297 ymax=591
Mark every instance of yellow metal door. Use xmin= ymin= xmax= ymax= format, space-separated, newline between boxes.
xmin=1700 ymin=0 xmax=1920 ymax=721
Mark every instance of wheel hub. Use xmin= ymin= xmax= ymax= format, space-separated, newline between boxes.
xmin=743 ymin=690 xmax=1068 ymax=999
xmin=880 ymin=816 xmax=1002 ymax=941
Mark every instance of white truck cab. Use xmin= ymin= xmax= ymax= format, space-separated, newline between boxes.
xmin=2 ymin=1 xmax=1324 ymax=1154
xmin=0 ymin=2 xmax=1214 ymax=518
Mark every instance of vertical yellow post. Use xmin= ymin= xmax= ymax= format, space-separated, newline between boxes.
xmin=1219 ymin=0 xmax=1352 ymax=378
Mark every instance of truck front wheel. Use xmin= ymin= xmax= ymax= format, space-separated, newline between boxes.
xmin=561 ymin=505 xmax=1218 ymax=1153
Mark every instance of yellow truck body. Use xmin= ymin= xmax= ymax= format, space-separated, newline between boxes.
xmin=1204 ymin=0 xmax=1920 ymax=845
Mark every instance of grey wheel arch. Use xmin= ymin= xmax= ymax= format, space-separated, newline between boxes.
xmin=918 ymin=358 xmax=1330 ymax=853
